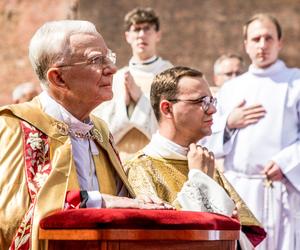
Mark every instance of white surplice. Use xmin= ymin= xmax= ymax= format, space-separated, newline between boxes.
xmin=202 ymin=60 xmax=300 ymax=250
xmin=93 ymin=56 xmax=172 ymax=144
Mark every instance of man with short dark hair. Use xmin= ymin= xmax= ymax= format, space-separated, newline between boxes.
xmin=125 ymin=66 xmax=266 ymax=249
xmin=204 ymin=13 xmax=300 ymax=250
xmin=93 ymin=7 xmax=172 ymax=161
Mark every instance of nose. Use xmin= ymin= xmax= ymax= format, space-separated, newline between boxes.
xmin=137 ymin=29 xmax=146 ymax=37
xmin=258 ymin=37 xmax=266 ymax=48
xmin=205 ymin=102 xmax=217 ymax=115
xmin=102 ymin=62 xmax=117 ymax=75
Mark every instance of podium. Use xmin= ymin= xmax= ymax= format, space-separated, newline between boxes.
xmin=39 ymin=208 xmax=240 ymax=250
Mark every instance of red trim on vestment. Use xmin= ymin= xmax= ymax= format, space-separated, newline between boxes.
xmin=9 ymin=121 xmax=51 ymax=250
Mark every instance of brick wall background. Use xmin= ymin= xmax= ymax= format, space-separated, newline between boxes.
xmin=1 ymin=0 xmax=299 ymax=105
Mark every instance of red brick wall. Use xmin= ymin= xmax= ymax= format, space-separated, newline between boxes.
xmin=0 ymin=0 xmax=77 ymax=105
xmin=79 ymin=0 xmax=300 ymax=83
xmin=1 ymin=0 xmax=299 ymax=105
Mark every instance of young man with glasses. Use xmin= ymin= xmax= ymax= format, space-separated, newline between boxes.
xmin=203 ymin=13 xmax=300 ymax=250
xmin=0 ymin=20 xmax=171 ymax=250
xmin=124 ymin=66 xmax=266 ymax=249
xmin=93 ymin=7 xmax=172 ymax=162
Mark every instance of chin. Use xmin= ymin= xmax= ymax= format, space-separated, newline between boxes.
xmin=256 ymin=59 xmax=276 ymax=69
xmin=204 ymin=130 xmax=212 ymax=136
xmin=103 ymin=90 xmax=113 ymax=99
xmin=103 ymin=95 xmax=113 ymax=102
xmin=95 ymin=94 xmax=113 ymax=106
xmin=197 ymin=130 xmax=212 ymax=140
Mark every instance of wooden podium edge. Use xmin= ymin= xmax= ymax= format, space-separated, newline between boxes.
xmin=39 ymin=228 xmax=240 ymax=241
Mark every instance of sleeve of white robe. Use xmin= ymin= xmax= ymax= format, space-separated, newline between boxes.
xmin=284 ymin=180 xmax=300 ymax=250
xmin=271 ymin=89 xmax=300 ymax=191
xmin=92 ymin=71 xmax=158 ymax=143
xmin=129 ymin=94 xmax=158 ymax=137
xmin=176 ymin=169 xmax=235 ymax=216
xmin=271 ymin=136 xmax=300 ymax=192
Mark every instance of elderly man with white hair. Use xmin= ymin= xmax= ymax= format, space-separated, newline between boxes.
xmin=0 ymin=20 xmax=171 ymax=250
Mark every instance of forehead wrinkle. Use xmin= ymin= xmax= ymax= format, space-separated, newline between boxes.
xmin=68 ymin=33 xmax=107 ymax=60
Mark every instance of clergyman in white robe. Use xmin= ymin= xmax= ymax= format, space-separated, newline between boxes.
xmin=93 ymin=56 xmax=172 ymax=161
xmin=202 ymin=59 xmax=300 ymax=250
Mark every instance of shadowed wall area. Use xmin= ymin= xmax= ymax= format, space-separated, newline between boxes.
xmin=0 ymin=0 xmax=299 ymax=105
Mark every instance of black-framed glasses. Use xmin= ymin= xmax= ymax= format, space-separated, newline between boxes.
xmin=56 ymin=49 xmax=116 ymax=68
xmin=168 ymin=96 xmax=217 ymax=112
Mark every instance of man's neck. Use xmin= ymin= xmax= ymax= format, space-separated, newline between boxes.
xmin=159 ymin=126 xmax=193 ymax=148
xmin=252 ymin=59 xmax=278 ymax=69
xmin=143 ymin=131 xmax=188 ymax=160
xmin=59 ymin=102 xmax=91 ymax=122
xmin=47 ymin=91 xmax=92 ymax=122
xmin=132 ymin=52 xmax=157 ymax=62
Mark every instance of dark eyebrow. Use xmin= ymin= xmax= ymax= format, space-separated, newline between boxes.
xmin=168 ymin=95 xmax=208 ymax=103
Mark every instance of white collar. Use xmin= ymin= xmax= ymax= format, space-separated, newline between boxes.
xmin=129 ymin=55 xmax=159 ymax=66
xmin=143 ymin=132 xmax=188 ymax=160
xmin=38 ymin=91 xmax=94 ymax=138
xmin=248 ymin=60 xmax=286 ymax=76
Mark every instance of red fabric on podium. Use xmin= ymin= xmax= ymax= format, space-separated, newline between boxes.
xmin=40 ymin=209 xmax=240 ymax=230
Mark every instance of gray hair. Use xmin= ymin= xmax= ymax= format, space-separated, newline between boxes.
xmin=28 ymin=20 xmax=98 ymax=88
xmin=213 ymin=53 xmax=243 ymax=75
xmin=12 ymin=82 xmax=37 ymax=102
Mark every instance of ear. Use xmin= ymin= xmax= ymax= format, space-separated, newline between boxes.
xmin=244 ymin=39 xmax=249 ymax=54
xmin=278 ymin=38 xmax=283 ymax=51
xmin=125 ymin=31 xmax=132 ymax=45
xmin=160 ymin=100 xmax=173 ymax=119
xmin=47 ymin=68 xmax=67 ymax=90
xmin=155 ymin=30 xmax=162 ymax=43
xmin=213 ymin=75 xmax=219 ymax=86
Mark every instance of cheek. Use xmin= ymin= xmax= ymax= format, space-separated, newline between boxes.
xmin=125 ymin=32 xmax=134 ymax=44
xmin=247 ymin=45 xmax=255 ymax=54
xmin=222 ymin=75 xmax=229 ymax=81
xmin=66 ymin=70 xmax=89 ymax=88
xmin=186 ymin=107 xmax=204 ymax=121
xmin=151 ymin=36 xmax=159 ymax=45
xmin=87 ymin=70 xmax=102 ymax=85
xmin=245 ymin=43 xmax=255 ymax=55
xmin=271 ymin=45 xmax=280 ymax=55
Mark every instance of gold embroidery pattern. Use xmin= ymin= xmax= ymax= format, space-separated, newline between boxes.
xmin=54 ymin=121 xmax=104 ymax=141
xmin=125 ymin=154 xmax=188 ymax=203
